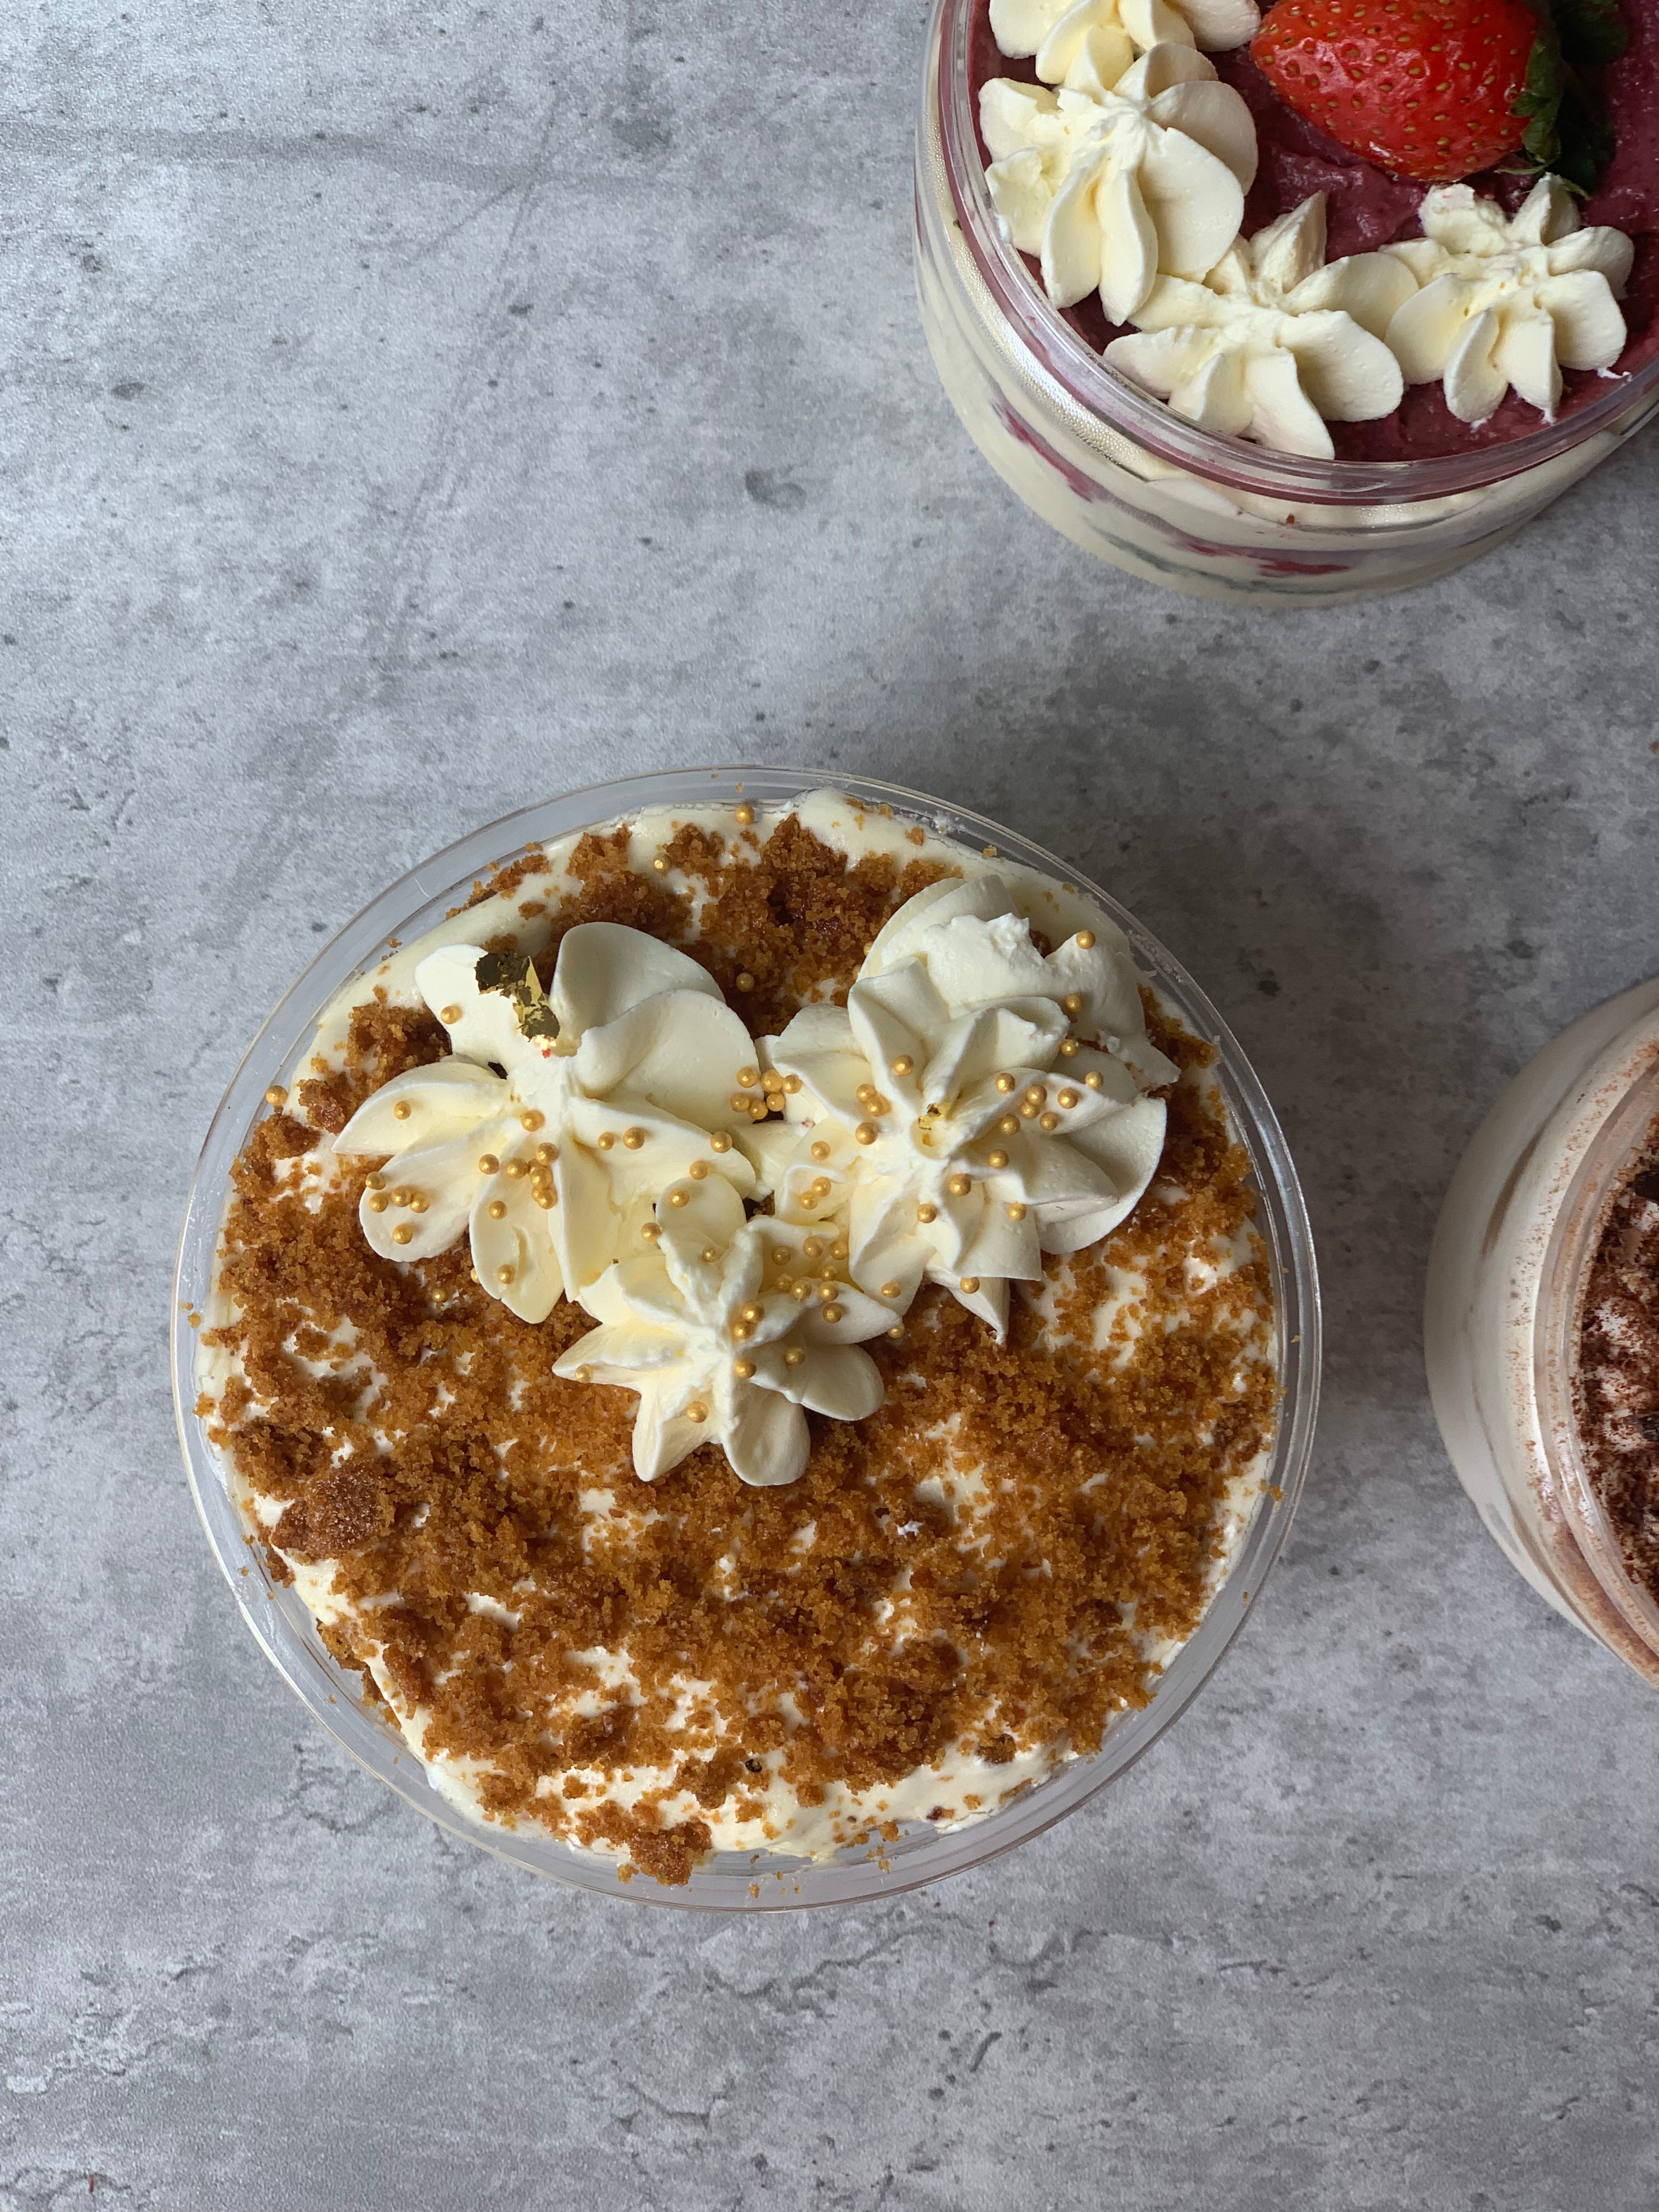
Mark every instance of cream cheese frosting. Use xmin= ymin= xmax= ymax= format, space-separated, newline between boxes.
xmin=981 ymin=47 xmax=1257 ymax=323
xmin=1383 ymin=178 xmax=1634 ymax=426
xmin=745 ymin=874 xmax=1174 ymax=1341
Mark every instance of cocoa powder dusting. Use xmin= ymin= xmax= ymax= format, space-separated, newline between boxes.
xmin=203 ymin=815 xmax=1274 ymax=1883
xmin=1576 ymin=1110 xmax=1659 ymax=1597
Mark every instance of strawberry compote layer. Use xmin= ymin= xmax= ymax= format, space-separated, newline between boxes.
xmin=968 ymin=0 xmax=1659 ymax=459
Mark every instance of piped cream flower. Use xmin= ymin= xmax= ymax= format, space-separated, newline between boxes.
xmin=748 ymin=877 xmax=1175 ymax=1342
xmin=1384 ymin=177 xmax=1634 ymax=425
xmin=554 ymin=1175 xmax=891 ymax=1488
xmin=333 ymin=924 xmax=757 ymax=1323
xmin=1105 ymin=194 xmax=1413 ymax=456
xmin=991 ymin=0 xmax=1260 ymax=89
xmin=981 ymin=46 xmax=1257 ymax=325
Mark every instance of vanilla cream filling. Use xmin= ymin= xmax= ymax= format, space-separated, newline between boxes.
xmin=202 ymin=792 xmax=1274 ymax=1867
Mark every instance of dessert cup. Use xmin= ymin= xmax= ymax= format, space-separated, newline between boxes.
xmin=174 ymin=765 xmax=1321 ymax=1907
xmin=1425 ymin=978 xmax=1659 ymax=1682
xmin=914 ymin=0 xmax=1659 ymax=606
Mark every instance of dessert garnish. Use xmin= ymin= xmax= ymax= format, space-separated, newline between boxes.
xmin=553 ymin=1174 xmax=890 ymax=1488
xmin=991 ymin=0 xmax=1262 ymax=75
xmin=1383 ymin=177 xmax=1633 ymax=420
xmin=752 ymin=874 xmax=1173 ymax=1340
xmin=332 ymin=922 xmax=757 ymax=1322
xmin=1105 ymin=191 xmax=1412 ymax=450
xmin=981 ymin=46 xmax=1259 ymax=319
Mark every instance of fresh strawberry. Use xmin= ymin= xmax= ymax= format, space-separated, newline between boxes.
xmin=1251 ymin=0 xmax=1538 ymax=183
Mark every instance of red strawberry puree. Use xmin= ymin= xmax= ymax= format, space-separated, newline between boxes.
xmin=969 ymin=0 xmax=1659 ymax=459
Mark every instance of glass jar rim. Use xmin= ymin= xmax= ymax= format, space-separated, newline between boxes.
xmin=928 ymin=0 xmax=1659 ymax=507
xmin=173 ymin=764 xmax=1321 ymax=1909
xmin=1536 ymin=1049 xmax=1659 ymax=1661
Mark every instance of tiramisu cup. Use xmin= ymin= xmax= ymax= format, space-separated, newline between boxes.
xmin=1426 ymin=979 xmax=1659 ymax=1680
xmin=176 ymin=770 xmax=1319 ymax=1903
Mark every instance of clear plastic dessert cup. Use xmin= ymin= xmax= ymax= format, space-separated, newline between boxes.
xmin=914 ymin=0 xmax=1659 ymax=606
xmin=1425 ymin=978 xmax=1659 ymax=1683
xmin=173 ymin=765 xmax=1321 ymax=1908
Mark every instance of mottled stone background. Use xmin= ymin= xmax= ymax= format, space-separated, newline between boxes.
xmin=5 ymin=3 xmax=1659 ymax=2207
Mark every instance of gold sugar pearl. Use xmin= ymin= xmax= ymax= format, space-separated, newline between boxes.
xmin=597 ymin=1132 xmax=614 ymax=1150
xmin=572 ymin=1364 xmax=592 ymax=1384
xmin=686 ymin=1399 xmax=708 ymax=1421
xmin=917 ymin=1204 xmax=938 ymax=1223
xmin=735 ymin=802 xmax=756 ymax=826
xmin=960 ymin=1276 xmax=980 ymax=1294
xmin=1085 ymin=1071 xmax=1103 ymax=1090
xmin=652 ymin=855 xmax=669 ymax=874
xmin=1007 ymin=1201 xmax=1027 ymax=1222
xmin=392 ymin=1224 xmax=413 ymax=1245
xmin=881 ymin=1280 xmax=902 ymax=1300
xmin=496 ymin=1264 xmax=514 ymax=1285
xmin=988 ymin=1149 xmax=1009 ymax=1170
xmin=783 ymin=1346 xmax=805 ymax=1369
xmin=729 ymin=1094 xmax=752 ymax=1115
xmin=1076 ymin=930 xmax=1096 ymax=949
xmin=887 ymin=1324 xmax=902 ymax=1340
xmin=533 ymin=1186 xmax=556 ymax=1209
xmin=731 ymin=1320 xmax=754 ymax=1342
xmin=622 ymin=1126 xmax=646 ymax=1150
xmin=364 ymin=1172 xmax=386 ymax=1191
xmin=439 ymin=1003 xmax=463 ymax=1024
xmin=1019 ymin=1101 xmax=1040 ymax=1120
xmin=762 ymin=1066 xmax=785 ymax=1091
xmin=830 ymin=1239 xmax=848 ymax=1260
xmin=792 ymin=1282 xmax=813 ymax=1302
xmin=520 ymin=1109 xmax=544 ymax=1131
xmin=710 ymin=1132 xmax=732 ymax=1154
xmin=735 ymin=972 xmax=755 ymax=992
xmin=1039 ymin=1111 xmax=1060 ymax=1132
xmin=816 ymin=1281 xmax=837 ymax=1302
xmin=1058 ymin=1090 xmax=1080 ymax=1109
xmin=995 ymin=1073 xmax=1017 ymax=1094
xmin=803 ymin=1237 xmax=825 ymax=1259
xmin=477 ymin=1154 xmax=499 ymax=1175
xmin=811 ymin=1141 xmax=831 ymax=1163
xmin=641 ymin=1222 xmax=661 ymax=1242
xmin=737 ymin=1066 xmax=760 ymax=1089
xmin=890 ymin=1056 xmax=914 ymax=1077
xmin=689 ymin=1159 xmax=710 ymax=1180
xmin=946 ymin=1173 xmax=971 ymax=1197
xmin=998 ymin=1114 xmax=1020 ymax=1136
xmin=534 ymin=1143 xmax=557 ymax=1165
xmin=1024 ymin=1085 xmax=1047 ymax=1107
xmin=408 ymin=1194 xmax=428 ymax=1213
xmin=264 ymin=1084 xmax=288 ymax=1109
xmin=822 ymin=1302 xmax=844 ymax=1324
xmin=856 ymin=1084 xmax=876 ymax=1105
xmin=504 ymin=1159 xmax=528 ymax=1180
xmin=775 ymin=1274 xmax=795 ymax=1296
xmin=668 ymin=1188 xmax=690 ymax=1207
xmin=812 ymin=1178 xmax=833 ymax=1198
xmin=854 ymin=1121 xmax=878 ymax=1146
xmin=749 ymin=1102 xmax=769 ymax=1122
xmin=733 ymin=1356 xmax=757 ymax=1379
xmin=1058 ymin=1037 xmax=1081 ymax=1058
xmin=392 ymin=1101 xmax=413 ymax=1121
xmin=741 ymin=1302 xmax=763 ymax=1324
xmin=488 ymin=1199 xmax=508 ymax=1221
xmin=819 ymin=1265 xmax=837 ymax=1283
xmin=771 ymin=1245 xmax=791 ymax=1265
xmin=702 ymin=1246 xmax=719 ymax=1263
xmin=1061 ymin=994 xmax=1084 ymax=1017
xmin=391 ymin=1188 xmax=413 ymax=1207
xmin=783 ymin=1074 xmax=802 ymax=1094
xmin=367 ymin=1193 xmax=390 ymax=1214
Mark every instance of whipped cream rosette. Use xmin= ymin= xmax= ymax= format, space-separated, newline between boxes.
xmin=1106 ymin=194 xmax=1412 ymax=456
xmin=981 ymin=46 xmax=1257 ymax=323
xmin=1383 ymin=178 xmax=1634 ymax=426
xmin=991 ymin=0 xmax=1260 ymax=85
xmin=554 ymin=1174 xmax=891 ymax=1488
xmin=748 ymin=877 xmax=1175 ymax=1341
xmin=332 ymin=923 xmax=756 ymax=1323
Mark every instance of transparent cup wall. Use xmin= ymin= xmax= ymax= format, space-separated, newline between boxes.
xmin=175 ymin=767 xmax=1321 ymax=1908
xmin=1426 ymin=980 xmax=1659 ymax=1683
xmin=914 ymin=0 xmax=1659 ymax=606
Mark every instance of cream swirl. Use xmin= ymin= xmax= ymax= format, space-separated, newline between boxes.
xmin=1107 ymin=195 xmax=1412 ymax=456
xmin=332 ymin=924 xmax=757 ymax=1323
xmin=554 ymin=1175 xmax=891 ymax=1488
xmin=991 ymin=0 xmax=1261 ymax=83
xmin=747 ymin=877 xmax=1175 ymax=1342
xmin=1384 ymin=177 xmax=1634 ymax=425
xmin=981 ymin=47 xmax=1257 ymax=324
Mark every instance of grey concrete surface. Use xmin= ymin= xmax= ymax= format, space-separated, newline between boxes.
xmin=5 ymin=3 xmax=1659 ymax=2207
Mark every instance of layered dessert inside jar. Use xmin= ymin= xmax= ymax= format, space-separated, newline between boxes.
xmin=970 ymin=0 xmax=1658 ymax=460
xmin=1575 ymin=1112 xmax=1659 ymax=1614
xmin=195 ymin=791 xmax=1281 ymax=1887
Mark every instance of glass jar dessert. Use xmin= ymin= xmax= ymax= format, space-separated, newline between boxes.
xmin=1426 ymin=979 xmax=1659 ymax=1681
xmin=174 ymin=768 xmax=1319 ymax=1905
xmin=915 ymin=0 xmax=1659 ymax=603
